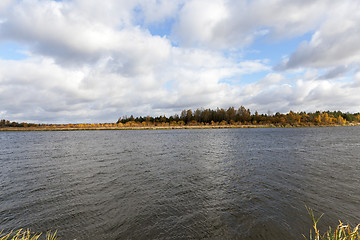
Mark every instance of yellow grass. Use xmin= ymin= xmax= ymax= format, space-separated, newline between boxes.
xmin=0 ymin=229 xmax=57 ymax=240
xmin=304 ymin=207 xmax=360 ymax=240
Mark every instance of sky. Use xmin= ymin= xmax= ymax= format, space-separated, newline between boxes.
xmin=1 ymin=0 xmax=360 ymax=123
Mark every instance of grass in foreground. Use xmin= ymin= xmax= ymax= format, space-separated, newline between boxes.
xmin=2 ymin=208 xmax=359 ymax=240
xmin=0 ymin=229 xmax=57 ymax=240
xmin=304 ymin=206 xmax=360 ymax=240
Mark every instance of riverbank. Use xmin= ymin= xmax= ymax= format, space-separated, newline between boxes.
xmin=1 ymin=123 xmax=359 ymax=131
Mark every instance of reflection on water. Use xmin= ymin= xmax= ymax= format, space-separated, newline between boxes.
xmin=1 ymin=127 xmax=360 ymax=239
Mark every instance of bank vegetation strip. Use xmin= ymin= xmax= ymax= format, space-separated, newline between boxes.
xmin=2 ymin=107 xmax=360 ymax=131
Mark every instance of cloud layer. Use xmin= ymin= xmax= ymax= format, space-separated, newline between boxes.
xmin=1 ymin=0 xmax=360 ymax=123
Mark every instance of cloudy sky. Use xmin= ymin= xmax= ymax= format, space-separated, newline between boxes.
xmin=1 ymin=0 xmax=360 ymax=123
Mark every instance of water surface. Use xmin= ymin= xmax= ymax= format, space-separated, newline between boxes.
xmin=1 ymin=127 xmax=359 ymax=239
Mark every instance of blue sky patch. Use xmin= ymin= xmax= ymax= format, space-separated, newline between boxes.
xmin=246 ymin=32 xmax=313 ymax=66
xmin=0 ymin=42 xmax=28 ymax=60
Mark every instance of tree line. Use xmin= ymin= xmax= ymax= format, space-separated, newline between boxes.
xmin=2 ymin=106 xmax=360 ymax=128
xmin=0 ymin=119 xmax=38 ymax=128
xmin=117 ymin=106 xmax=360 ymax=126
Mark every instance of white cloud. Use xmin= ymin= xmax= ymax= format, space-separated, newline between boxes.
xmin=172 ymin=0 xmax=231 ymax=48
xmin=172 ymin=0 xmax=332 ymax=49
xmin=0 ymin=46 xmax=269 ymax=122
xmin=242 ymin=73 xmax=285 ymax=96
xmin=276 ymin=1 xmax=360 ymax=70
xmin=0 ymin=0 xmax=12 ymax=14
xmin=1 ymin=0 xmax=360 ymax=123
xmin=242 ymin=76 xmax=360 ymax=114
xmin=139 ymin=0 xmax=184 ymax=24
xmin=0 ymin=0 xmax=173 ymax=71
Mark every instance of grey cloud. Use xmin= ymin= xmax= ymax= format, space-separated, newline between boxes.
xmin=1 ymin=46 xmax=264 ymax=123
xmin=275 ymin=1 xmax=360 ymax=70
xmin=152 ymin=98 xmax=210 ymax=110
xmin=240 ymin=75 xmax=360 ymax=114
xmin=172 ymin=0 xmax=329 ymax=49
xmin=173 ymin=0 xmax=360 ymax=75
xmin=277 ymin=33 xmax=360 ymax=70
xmin=316 ymin=66 xmax=352 ymax=80
xmin=245 ymin=84 xmax=292 ymax=106
xmin=0 ymin=0 xmax=172 ymax=74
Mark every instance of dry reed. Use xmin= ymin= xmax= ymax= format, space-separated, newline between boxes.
xmin=304 ymin=206 xmax=360 ymax=240
xmin=0 ymin=229 xmax=57 ymax=240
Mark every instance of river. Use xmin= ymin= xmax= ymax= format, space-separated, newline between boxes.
xmin=1 ymin=127 xmax=359 ymax=239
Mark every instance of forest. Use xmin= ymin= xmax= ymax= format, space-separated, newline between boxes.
xmin=0 ymin=119 xmax=38 ymax=128
xmin=116 ymin=106 xmax=359 ymax=127
xmin=1 ymin=106 xmax=360 ymax=129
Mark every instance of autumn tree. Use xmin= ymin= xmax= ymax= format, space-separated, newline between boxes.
xmin=226 ymin=107 xmax=236 ymax=122
xmin=237 ymin=106 xmax=251 ymax=123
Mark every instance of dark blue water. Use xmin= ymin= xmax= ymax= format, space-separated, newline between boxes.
xmin=1 ymin=127 xmax=359 ymax=239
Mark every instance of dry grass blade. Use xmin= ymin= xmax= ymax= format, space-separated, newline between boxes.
xmin=0 ymin=229 xmax=57 ymax=240
xmin=303 ymin=206 xmax=360 ymax=240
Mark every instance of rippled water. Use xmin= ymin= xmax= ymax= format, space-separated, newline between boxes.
xmin=1 ymin=127 xmax=360 ymax=239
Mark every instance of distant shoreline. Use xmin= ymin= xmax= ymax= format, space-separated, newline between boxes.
xmin=1 ymin=123 xmax=359 ymax=131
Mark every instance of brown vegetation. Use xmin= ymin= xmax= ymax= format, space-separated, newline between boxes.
xmin=1 ymin=107 xmax=360 ymax=131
